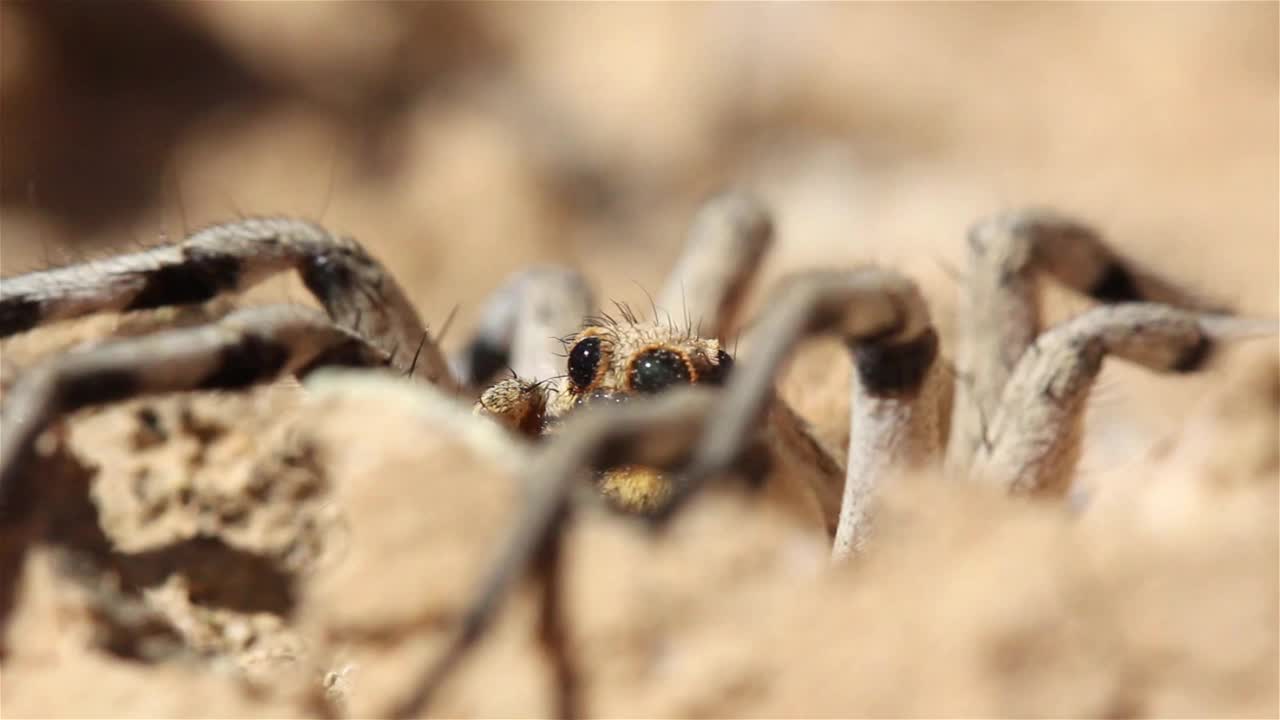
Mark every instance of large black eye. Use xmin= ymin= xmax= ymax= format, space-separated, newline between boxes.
xmin=704 ymin=350 xmax=734 ymax=386
xmin=628 ymin=348 xmax=691 ymax=394
xmin=568 ymin=336 xmax=602 ymax=389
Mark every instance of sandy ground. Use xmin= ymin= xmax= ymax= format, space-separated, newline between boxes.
xmin=1 ymin=4 xmax=1277 ymax=718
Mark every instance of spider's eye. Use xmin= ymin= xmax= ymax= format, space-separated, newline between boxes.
xmin=628 ymin=348 xmax=692 ymax=394
xmin=568 ymin=336 xmax=603 ymax=390
xmin=704 ymin=350 xmax=734 ymax=386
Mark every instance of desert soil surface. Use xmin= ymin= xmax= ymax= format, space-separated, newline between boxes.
xmin=1 ymin=4 xmax=1277 ymax=718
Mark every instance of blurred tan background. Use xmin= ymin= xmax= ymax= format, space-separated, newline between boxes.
xmin=2 ymin=4 xmax=1278 ymax=718
xmin=3 ymin=2 xmax=1275 ymax=315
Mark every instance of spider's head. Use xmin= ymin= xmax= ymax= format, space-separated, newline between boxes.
xmin=554 ymin=319 xmax=734 ymax=514
xmin=561 ymin=323 xmax=733 ymax=404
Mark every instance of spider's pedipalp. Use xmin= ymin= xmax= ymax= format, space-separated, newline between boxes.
xmin=948 ymin=210 xmax=1228 ymax=475
xmin=0 ymin=218 xmax=458 ymax=391
xmin=474 ymin=376 xmax=550 ymax=437
xmin=971 ymin=304 xmax=1278 ymax=495
xmin=656 ymin=191 xmax=773 ymax=342
xmin=0 ymin=305 xmax=388 ymax=518
xmin=456 ymin=266 xmax=594 ymax=387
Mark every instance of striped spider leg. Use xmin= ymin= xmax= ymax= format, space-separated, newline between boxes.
xmin=0 ymin=218 xmax=457 ymax=389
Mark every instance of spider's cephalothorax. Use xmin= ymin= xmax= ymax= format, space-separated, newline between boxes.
xmin=478 ymin=316 xmax=735 ymax=513
xmin=558 ymin=321 xmax=732 ymax=404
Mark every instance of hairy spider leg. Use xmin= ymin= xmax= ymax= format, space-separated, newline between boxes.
xmin=947 ymin=210 xmax=1230 ymax=475
xmin=0 ymin=218 xmax=457 ymax=390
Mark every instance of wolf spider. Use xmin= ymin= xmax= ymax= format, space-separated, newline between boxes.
xmin=0 ymin=192 xmax=1271 ymax=716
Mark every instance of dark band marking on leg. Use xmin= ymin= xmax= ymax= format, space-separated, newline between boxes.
xmin=58 ymin=369 xmax=142 ymax=412
xmin=1173 ymin=335 xmax=1213 ymax=373
xmin=299 ymin=252 xmax=356 ymax=309
xmin=730 ymin=439 xmax=774 ymax=490
xmin=198 ymin=336 xmax=291 ymax=390
xmin=463 ymin=339 xmax=510 ymax=386
xmin=125 ymin=251 xmax=243 ymax=311
xmin=852 ymin=328 xmax=939 ymax=397
xmin=295 ymin=339 xmax=388 ymax=377
xmin=1088 ymin=264 xmax=1141 ymax=303
xmin=0 ymin=296 xmax=42 ymax=337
